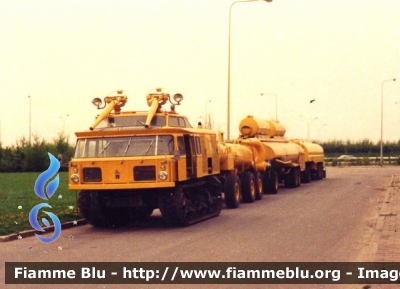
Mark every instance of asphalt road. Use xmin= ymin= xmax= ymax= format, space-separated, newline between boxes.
xmin=1 ymin=166 xmax=399 ymax=288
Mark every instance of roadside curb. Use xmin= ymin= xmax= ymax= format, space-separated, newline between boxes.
xmin=0 ymin=219 xmax=87 ymax=243
xmin=372 ymin=174 xmax=400 ymax=261
xmin=363 ymin=176 xmax=393 ymax=261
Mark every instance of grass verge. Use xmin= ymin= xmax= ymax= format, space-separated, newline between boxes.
xmin=0 ymin=172 xmax=82 ymax=236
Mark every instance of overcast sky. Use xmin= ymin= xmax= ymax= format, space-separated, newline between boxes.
xmin=1 ymin=0 xmax=399 ymax=146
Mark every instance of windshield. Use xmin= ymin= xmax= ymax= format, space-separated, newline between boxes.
xmin=96 ymin=115 xmax=166 ymax=128
xmin=74 ymin=135 xmax=174 ymax=158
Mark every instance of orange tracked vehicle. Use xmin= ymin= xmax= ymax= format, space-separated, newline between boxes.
xmin=69 ymin=89 xmax=223 ymax=227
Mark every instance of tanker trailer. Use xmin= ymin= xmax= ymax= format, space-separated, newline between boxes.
xmin=290 ymin=139 xmax=326 ymax=182
xmin=238 ymin=116 xmax=306 ymax=191
xmin=217 ymin=138 xmax=270 ymax=208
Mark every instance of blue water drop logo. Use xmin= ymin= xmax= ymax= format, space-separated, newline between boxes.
xmin=29 ymin=153 xmax=62 ymax=243
xmin=34 ymin=153 xmax=60 ymax=200
xmin=29 ymin=203 xmax=61 ymax=243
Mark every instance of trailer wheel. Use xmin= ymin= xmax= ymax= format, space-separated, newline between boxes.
xmin=268 ymin=170 xmax=279 ymax=194
xmin=302 ymin=164 xmax=311 ymax=183
xmin=285 ymin=168 xmax=300 ymax=188
xmin=254 ymin=172 xmax=263 ymax=200
xmin=241 ymin=171 xmax=256 ymax=203
xmin=295 ymin=167 xmax=301 ymax=187
xmin=224 ymin=174 xmax=241 ymax=208
xmin=262 ymin=171 xmax=269 ymax=194
xmin=316 ymin=163 xmax=323 ymax=180
xmin=284 ymin=169 xmax=294 ymax=188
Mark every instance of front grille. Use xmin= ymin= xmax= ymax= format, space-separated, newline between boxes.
xmin=83 ymin=167 xmax=102 ymax=182
xmin=134 ymin=166 xmax=156 ymax=181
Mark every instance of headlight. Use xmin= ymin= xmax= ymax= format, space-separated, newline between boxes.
xmin=71 ymin=174 xmax=79 ymax=183
xmin=159 ymin=171 xmax=168 ymax=181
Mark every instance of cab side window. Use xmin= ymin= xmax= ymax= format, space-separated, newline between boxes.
xmin=195 ymin=136 xmax=201 ymax=155
xmin=177 ymin=136 xmax=186 ymax=155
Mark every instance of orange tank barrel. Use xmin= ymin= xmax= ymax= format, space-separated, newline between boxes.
xmin=236 ymin=138 xmax=268 ymax=171
xmin=261 ymin=140 xmax=304 ymax=163
xmin=239 ymin=116 xmax=286 ymax=138
xmin=291 ymin=140 xmax=324 ymax=163
xmin=267 ymin=121 xmax=286 ymax=137
xmin=218 ymin=143 xmax=253 ymax=173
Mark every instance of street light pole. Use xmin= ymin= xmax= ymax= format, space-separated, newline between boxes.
xmin=380 ymin=78 xmax=396 ymax=166
xmin=227 ymin=0 xmax=272 ymax=141
xmin=28 ymin=95 xmax=31 ymax=145
xmin=261 ymin=93 xmax=277 ymax=121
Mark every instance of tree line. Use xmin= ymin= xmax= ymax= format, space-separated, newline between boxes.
xmin=315 ymin=139 xmax=400 ymax=157
xmin=1 ymin=136 xmax=399 ymax=172
xmin=0 ymin=133 xmax=74 ymax=172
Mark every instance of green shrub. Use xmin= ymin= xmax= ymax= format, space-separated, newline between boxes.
xmin=0 ymin=132 xmax=74 ymax=172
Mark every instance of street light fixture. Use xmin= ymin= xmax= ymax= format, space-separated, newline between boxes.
xmin=261 ymin=93 xmax=277 ymax=121
xmin=380 ymin=78 xmax=396 ymax=166
xmin=227 ymin=0 xmax=272 ymax=141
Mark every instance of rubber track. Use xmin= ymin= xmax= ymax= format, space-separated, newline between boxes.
xmin=159 ymin=182 xmax=222 ymax=227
